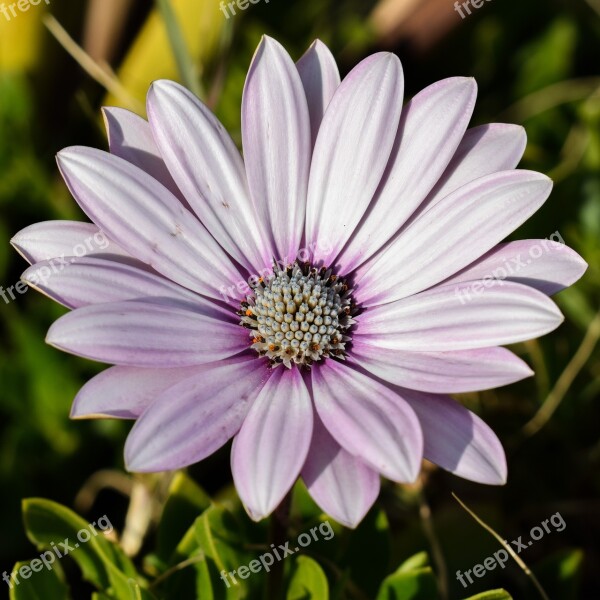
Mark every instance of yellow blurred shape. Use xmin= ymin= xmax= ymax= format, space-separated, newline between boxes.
xmin=103 ymin=0 xmax=225 ymax=115
xmin=0 ymin=0 xmax=49 ymax=71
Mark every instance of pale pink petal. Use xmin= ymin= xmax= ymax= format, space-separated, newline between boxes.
xmin=355 ymin=281 xmax=564 ymax=351
xmin=305 ymin=53 xmax=404 ymax=265
xmin=147 ymin=80 xmax=272 ymax=272
xmin=339 ymin=77 xmax=477 ymax=271
xmin=355 ymin=170 xmax=553 ymax=306
xmin=349 ymin=341 xmax=533 ymax=393
xmin=441 ymin=239 xmax=588 ymax=295
xmin=232 ymin=368 xmax=313 ymax=521
xmin=46 ymin=300 xmax=247 ymax=367
xmin=242 ymin=36 xmax=311 ymax=264
xmin=296 ymin=40 xmax=341 ymax=146
xmin=302 ymin=411 xmax=380 ymax=528
xmin=400 ymin=390 xmax=507 ymax=484
xmin=125 ymin=356 xmax=270 ymax=472
xmin=21 ymin=257 xmax=232 ymax=320
xmin=417 ymin=123 xmax=527 ymax=216
xmin=57 ymin=147 xmax=242 ymax=302
xmin=311 ymin=361 xmax=423 ymax=482
xmin=102 ymin=106 xmax=185 ymax=202
xmin=71 ymin=365 xmax=207 ymax=419
xmin=11 ymin=221 xmax=128 ymax=265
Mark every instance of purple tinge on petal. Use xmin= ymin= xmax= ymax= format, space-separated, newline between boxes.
xmin=355 ymin=280 xmax=564 ymax=351
xmin=398 ymin=389 xmax=508 ymax=485
xmin=296 ymin=39 xmax=341 ymax=147
xmin=46 ymin=300 xmax=247 ymax=367
xmin=440 ymin=240 xmax=588 ymax=296
xmin=415 ymin=123 xmax=527 ymax=217
xmin=305 ymin=52 xmax=404 ymax=266
xmin=10 ymin=221 xmax=129 ymax=265
xmin=21 ymin=256 xmax=234 ymax=322
xmin=102 ymin=106 xmax=186 ymax=203
xmin=232 ymin=367 xmax=313 ymax=521
xmin=125 ymin=355 xmax=270 ymax=472
xmin=71 ymin=364 xmax=208 ymax=419
xmin=56 ymin=146 xmax=242 ymax=302
xmin=311 ymin=360 xmax=423 ymax=482
xmin=338 ymin=77 xmax=477 ymax=272
xmin=354 ymin=170 xmax=553 ymax=306
xmin=302 ymin=410 xmax=380 ymax=528
xmin=348 ymin=341 xmax=533 ymax=394
xmin=242 ymin=36 xmax=312 ymax=265
xmin=147 ymin=80 xmax=273 ymax=273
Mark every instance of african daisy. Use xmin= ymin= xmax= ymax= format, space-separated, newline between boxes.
xmin=12 ymin=36 xmax=587 ymax=528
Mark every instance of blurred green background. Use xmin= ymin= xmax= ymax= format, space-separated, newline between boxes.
xmin=1 ymin=0 xmax=599 ymax=598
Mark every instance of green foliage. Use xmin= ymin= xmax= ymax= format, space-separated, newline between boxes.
xmin=9 ymin=560 xmax=69 ymax=600
xmin=286 ymin=556 xmax=329 ymax=599
xmin=21 ymin=498 xmax=153 ymax=599
xmin=376 ymin=553 xmax=439 ymax=600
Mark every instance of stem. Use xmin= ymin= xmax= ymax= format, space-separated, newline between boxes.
xmin=453 ymin=493 xmax=550 ymax=600
xmin=265 ymin=493 xmax=292 ymax=600
xmin=155 ymin=0 xmax=205 ymax=100
xmin=520 ymin=308 xmax=600 ymax=439
xmin=418 ymin=490 xmax=448 ymax=599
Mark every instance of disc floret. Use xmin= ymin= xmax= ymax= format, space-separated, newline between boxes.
xmin=239 ymin=262 xmax=355 ymax=368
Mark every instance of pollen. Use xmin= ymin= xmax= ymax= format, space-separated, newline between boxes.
xmin=239 ymin=261 xmax=356 ymax=368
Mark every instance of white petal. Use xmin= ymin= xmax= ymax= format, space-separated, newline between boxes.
xmin=125 ymin=356 xmax=270 ymax=472
xmin=57 ymin=147 xmax=242 ymax=302
xmin=417 ymin=123 xmax=527 ymax=216
xmin=441 ymin=239 xmax=588 ymax=296
xmin=242 ymin=36 xmax=312 ymax=264
xmin=296 ymin=40 xmax=341 ymax=146
xmin=11 ymin=221 xmax=128 ymax=265
xmin=232 ymin=367 xmax=313 ymax=521
xmin=355 ymin=280 xmax=564 ymax=351
xmin=355 ymin=170 xmax=553 ymax=306
xmin=349 ymin=341 xmax=533 ymax=393
xmin=147 ymin=80 xmax=272 ymax=272
xmin=311 ymin=361 xmax=423 ymax=482
xmin=401 ymin=390 xmax=507 ymax=484
xmin=102 ymin=106 xmax=185 ymax=202
xmin=305 ymin=53 xmax=404 ymax=265
xmin=339 ymin=77 xmax=477 ymax=271
xmin=302 ymin=412 xmax=380 ymax=528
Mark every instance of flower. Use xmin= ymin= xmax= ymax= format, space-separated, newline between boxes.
xmin=12 ymin=36 xmax=587 ymax=528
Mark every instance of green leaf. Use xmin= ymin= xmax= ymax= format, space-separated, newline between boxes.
xmin=462 ymin=591 xmax=512 ymax=600
xmin=376 ymin=566 xmax=439 ymax=600
xmin=9 ymin=560 xmax=69 ymax=600
xmin=193 ymin=504 xmax=261 ymax=599
xmin=534 ymin=548 xmax=584 ymax=600
xmin=155 ymin=472 xmax=211 ymax=565
xmin=21 ymin=498 xmax=154 ymax=599
xmin=397 ymin=552 xmax=430 ymax=573
xmin=286 ymin=555 xmax=329 ymax=600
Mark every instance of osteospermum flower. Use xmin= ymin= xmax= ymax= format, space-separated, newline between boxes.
xmin=13 ymin=37 xmax=587 ymax=528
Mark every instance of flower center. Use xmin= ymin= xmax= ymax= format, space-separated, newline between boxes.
xmin=239 ymin=262 xmax=355 ymax=368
